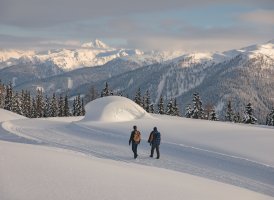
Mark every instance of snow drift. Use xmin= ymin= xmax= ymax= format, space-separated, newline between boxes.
xmin=83 ymin=96 xmax=151 ymax=122
xmin=0 ymin=108 xmax=26 ymax=122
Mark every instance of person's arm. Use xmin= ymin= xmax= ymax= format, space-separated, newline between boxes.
xmin=129 ymin=131 xmax=133 ymax=145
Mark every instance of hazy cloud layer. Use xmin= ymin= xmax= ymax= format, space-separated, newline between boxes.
xmin=0 ymin=0 xmax=274 ymax=51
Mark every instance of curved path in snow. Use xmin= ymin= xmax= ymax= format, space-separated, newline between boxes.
xmin=1 ymin=118 xmax=274 ymax=197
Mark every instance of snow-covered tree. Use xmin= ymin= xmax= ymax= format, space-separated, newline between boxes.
xmin=157 ymin=95 xmax=165 ymax=114
xmin=243 ymin=103 xmax=257 ymax=124
xmin=134 ymin=88 xmax=142 ymax=107
xmin=234 ymin=112 xmax=241 ymax=123
xmin=4 ymin=82 xmax=13 ymax=111
xmin=266 ymin=108 xmax=274 ymax=126
xmin=185 ymin=104 xmax=193 ymax=118
xmin=101 ymin=82 xmax=113 ymax=97
xmin=225 ymin=100 xmax=234 ymax=122
xmin=30 ymin=97 xmax=37 ymax=118
xmin=12 ymin=92 xmax=23 ymax=115
xmin=149 ymin=104 xmax=154 ymax=114
xmin=144 ymin=90 xmax=151 ymax=112
xmin=173 ymin=98 xmax=180 ymax=116
xmin=36 ymin=89 xmax=44 ymax=118
xmin=209 ymin=108 xmax=218 ymax=121
xmin=50 ymin=93 xmax=58 ymax=117
xmin=43 ymin=95 xmax=51 ymax=118
xmin=191 ymin=93 xmax=204 ymax=119
xmin=58 ymin=95 xmax=65 ymax=117
xmin=166 ymin=99 xmax=175 ymax=115
xmin=0 ymin=80 xmax=5 ymax=108
xmin=64 ymin=94 xmax=71 ymax=117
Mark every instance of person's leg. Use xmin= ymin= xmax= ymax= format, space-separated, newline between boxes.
xmin=132 ymin=143 xmax=138 ymax=158
xmin=150 ymin=145 xmax=155 ymax=157
xmin=156 ymin=145 xmax=160 ymax=159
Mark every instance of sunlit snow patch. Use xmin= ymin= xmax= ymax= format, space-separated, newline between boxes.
xmin=83 ymin=96 xmax=151 ymax=122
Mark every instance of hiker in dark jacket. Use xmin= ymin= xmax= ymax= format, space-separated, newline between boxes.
xmin=148 ymin=127 xmax=161 ymax=159
xmin=129 ymin=125 xmax=141 ymax=159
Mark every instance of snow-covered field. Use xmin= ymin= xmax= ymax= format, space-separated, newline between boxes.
xmin=1 ymin=96 xmax=274 ymax=200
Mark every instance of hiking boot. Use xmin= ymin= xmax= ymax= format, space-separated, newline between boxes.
xmin=156 ymin=157 xmax=160 ymax=159
xmin=150 ymin=155 xmax=153 ymax=158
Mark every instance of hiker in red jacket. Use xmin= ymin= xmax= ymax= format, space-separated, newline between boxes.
xmin=129 ymin=125 xmax=141 ymax=159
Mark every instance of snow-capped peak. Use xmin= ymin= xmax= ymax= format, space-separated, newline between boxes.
xmin=81 ymin=39 xmax=109 ymax=49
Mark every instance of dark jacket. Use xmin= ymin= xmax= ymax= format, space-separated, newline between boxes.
xmin=148 ymin=130 xmax=161 ymax=146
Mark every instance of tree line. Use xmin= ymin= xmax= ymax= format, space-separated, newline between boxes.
xmin=0 ymin=81 xmax=85 ymax=118
xmin=98 ymin=82 xmax=274 ymax=126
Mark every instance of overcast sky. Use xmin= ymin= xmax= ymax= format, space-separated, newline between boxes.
xmin=0 ymin=0 xmax=274 ymax=51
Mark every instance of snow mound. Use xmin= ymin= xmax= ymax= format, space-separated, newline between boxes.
xmin=0 ymin=108 xmax=26 ymax=122
xmin=83 ymin=96 xmax=151 ymax=122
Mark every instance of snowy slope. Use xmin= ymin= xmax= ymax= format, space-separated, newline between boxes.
xmin=0 ymin=97 xmax=274 ymax=199
xmin=1 ymin=140 xmax=273 ymax=200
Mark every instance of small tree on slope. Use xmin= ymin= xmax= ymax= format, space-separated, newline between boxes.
xmin=243 ymin=103 xmax=257 ymax=124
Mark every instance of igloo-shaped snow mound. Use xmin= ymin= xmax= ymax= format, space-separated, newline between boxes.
xmin=83 ymin=96 xmax=151 ymax=122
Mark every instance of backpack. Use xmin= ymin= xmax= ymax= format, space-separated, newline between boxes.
xmin=133 ymin=131 xmax=141 ymax=143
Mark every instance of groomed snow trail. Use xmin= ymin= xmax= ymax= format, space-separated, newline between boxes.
xmin=1 ymin=117 xmax=274 ymax=197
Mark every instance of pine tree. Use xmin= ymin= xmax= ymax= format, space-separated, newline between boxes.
xmin=166 ymin=99 xmax=174 ymax=115
xmin=266 ymin=108 xmax=274 ymax=126
xmin=50 ymin=93 xmax=58 ymax=117
xmin=36 ymin=89 xmax=44 ymax=118
xmin=157 ymin=95 xmax=165 ymax=114
xmin=144 ymin=90 xmax=151 ymax=112
xmin=12 ymin=92 xmax=23 ymax=115
xmin=30 ymin=97 xmax=37 ymax=118
xmin=209 ymin=108 xmax=218 ymax=121
xmin=185 ymin=104 xmax=193 ymax=118
xmin=173 ymin=98 xmax=180 ymax=116
xmin=191 ymin=93 xmax=204 ymax=119
xmin=225 ymin=100 xmax=234 ymax=122
xmin=58 ymin=95 xmax=65 ymax=117
xmin=0 ymin=80 xmax=5 ymax=108
xmin=234 ymin=112 xmax=241 ymax=123
xmin=243 ymin=103 xmax=257 ymax=124
xmin=134 ymin=88 xmax=142 ymax=107
xmin=43 ymin=95 xmax=51 ymax=118
xmin=149 ymin=104 xmax=154 ymax=114
xmin=4 ymin=82 xmax=13 ymax=111
xmin=101 ymin=82 xmax=112 ymax=97
xmin=81 ymin=98 xmax=85 ymax=116
xmin=64 ymin=94 xmax=70 ymax=116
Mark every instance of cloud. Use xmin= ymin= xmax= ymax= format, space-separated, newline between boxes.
xmin=239 ymin=9 xmax=274 ymax=25
xmin=0 ymin=0 xmax=273 ymax=27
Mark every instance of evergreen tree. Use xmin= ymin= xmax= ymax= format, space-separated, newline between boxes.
xmin=58 ymin=95 xmax=65 ymax=117
xmin=134 ymin=88 xmax=142 ymax=107
xmin=266 ymin=108 xmax=274 ymax=126
xmin=101 ymin=82 xmax=113 ymax=97
xmin=50 ymin=93 xmax=58 ymax=117
xmin=73 ymin=94 xmax=82 ymax=116
xmin=209 ymin=108 xmax=218 ymax=121
xmin=144 ymin=90 xmax=151 ymax=112
xmin=157 ymin=95 xmax=165 ymax=114
xmin=12 ymin=92 xmax=23 ymax=115
xmin=185 ymin=104 xmax=193 ymax=118
xmin=72 ymin=98 xmax=77 ymax=116
xmin=149 ymin=104 xmax=154 ymax=114
xmin=166 ymin=99 xmax=174 ymax=115
xmin=191 ymin=93 xmax=204 ymax=119
xmin=24 ymin=91 xmax=32 ymax=118
xmin=30 ymin=97 xmax=37 ymax=118
xmin=64 ymin=94 xmax=71 ymax=116
xmin=43 ymin=95 xmax=51 ymax=118
xmin=4 ymin=82 xmax=13 ymax=111
xmin=81 ymin=98 xmax=85 ymax=116
xmin=36 ymin=89 xmax=44 ymax=118
xmin=173 ymin=98 xmax=180 ymax=116
xmin=225 ymin=100 xmax=234 ymax=122
xmin=234 ymin=112 xmax=241 ymax=123
xmin=243 ymin=103 xmax=257 ymax=124
xmin=0 ymin=80 xmax=5 ymax=108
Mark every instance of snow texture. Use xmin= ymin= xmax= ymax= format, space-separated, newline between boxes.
xmin=0 ymin=96 xmax=274 ymax=199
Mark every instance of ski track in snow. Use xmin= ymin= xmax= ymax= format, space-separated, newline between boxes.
xmin=1 ymin=119 xmax=274 ymax=197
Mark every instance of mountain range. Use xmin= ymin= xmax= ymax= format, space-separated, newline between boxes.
xmin=0 ymin=39 xmax=273 ymax=123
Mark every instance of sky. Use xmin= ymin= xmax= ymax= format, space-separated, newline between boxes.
xmin=0 ymin=0 xmax=274 ymax=52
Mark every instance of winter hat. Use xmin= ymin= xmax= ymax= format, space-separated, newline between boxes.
xmin=153 ymin=127 xmax=157 ymax=131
